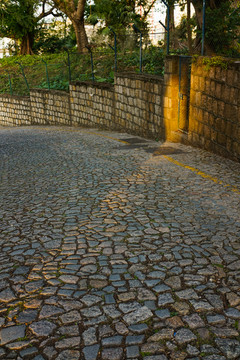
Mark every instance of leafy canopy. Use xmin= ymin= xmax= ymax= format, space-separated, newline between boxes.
xmin=0 ymin=0 xmax=37 ymax=40
xmin=87 ymin=0 xmax=157 ymax=33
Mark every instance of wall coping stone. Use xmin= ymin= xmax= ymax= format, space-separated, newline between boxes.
xmin=194 ymin=56 xmax=240 ymax=71
xmin=115 ymin=72 xmax=164 ymax=83
xmin=70 ymin=81 xmax=114 ymax=91
xmin=31 ymin=88 xmax=69 ymax=96
xmin=165 ymin=55 xmax=184 ymax=60
xmin=0 ymin=94 xmax=30 ymax=100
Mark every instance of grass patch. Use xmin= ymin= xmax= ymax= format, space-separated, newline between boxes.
xmin=0 ymin=46 xmax=165 ymax=96
xmin=17 ymin=336 xmax=28 ymax=341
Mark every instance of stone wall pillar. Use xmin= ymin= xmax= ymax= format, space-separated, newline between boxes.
xmin=163 ymin=55 xmax=191 ymax=142
xmin=163 ymin=56 xmax=180 ymax=141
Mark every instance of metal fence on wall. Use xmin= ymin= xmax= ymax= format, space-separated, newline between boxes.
xmin=0 ymin=0 xmax=239 ymax=96
xmin=0 ymin=30 xmax=166 ymax=96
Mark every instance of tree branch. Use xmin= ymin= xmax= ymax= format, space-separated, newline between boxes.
xmin=42 ymin=0 xmax=46 ymax=16
xmin=142 ymin=0 xmax=157 ymax=20
xmin=76 ymin=0 xmax=86 ymax=19
xmin=52 ymin=0 xmax=76 ymax=18
xmin=37 ymin=6 xmax=55 ymax=20
xmin=51 ymin=10 xmax=64 ymax=17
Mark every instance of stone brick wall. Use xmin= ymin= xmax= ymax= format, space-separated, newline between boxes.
xmin=30 ymin=89 xmax=71 ymax=125
xmin=70 ymin=82 xmax=114 ymax=129
xmin=189 ymin=58 xmax=240 ymax=161
xmin=0 ymin=94 xmax=31 ymax=126
xmin=114 ymin=73 xmax=165 ymax=139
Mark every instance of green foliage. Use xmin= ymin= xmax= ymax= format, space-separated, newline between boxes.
xmin=191 ymin=54 xmax=200 ymax=63
xmin=89 ymin=0 xmax=151 ymax=37
xmin=205 ymin=1 xmax=240 ymax=57
xmin=0 ymin=74 xmax=11 ymax=94
xmin=34 ymin=34 xmax=74 ymax=54
xmin=213 ymin=263 xmax=224 ymax=268
xmin=0 ymin=0 xmax=36 ymax=39
xmin=170 ymin=13 xmax=196 ymax=55
xmin=40 ymin=75 xmax=69 ymax=91
xmin=0 ymin=0 xmax=40 ymax=54
xmin=33 ymin=21 xmax=76 ymax=54
xmin=140 ymin=352 xmax=152 ymax=356
xmin=170 ymin=311 xmax=178 ymax=317
xmin=143 ymin=46 xmax=165 ymax=75
xmin=119 ymin=46 xmax=165 ymax=76
xmin=86 ymin=14 xmax=99 ymax=26
xmin=0 ymin=53 xmax=66 ymax=68
xmin=0 ymin=0 xmax=67 ymax=54
xmin=17 ymin=336 xmax=28 ymax=341
xmin=202 ymin=56 xmax=234 ymax=70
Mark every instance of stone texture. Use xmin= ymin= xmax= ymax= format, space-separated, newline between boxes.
xmin=56 ymin=350 xmax=80 ymax=360
xmin=0 ymin=126 xmax=239 ymax=360
xmin=17 ymin=309 xmax=38 ymax=324
xmin=102 ymin=348 xmax=123 ymax=360
xmin=55 ymin=336 xmax=81 ymax=349
xmin=123 ymin=306 xmax=153 ymax=324
xmin=215 ymin=338 xmax=240 ymax=359
xmin=29 ymin=320 xmax=57 ymax=337
xmin=0 ymin=325 xmax=26 ymax=345
xmin=39 ymin=305 xmax=63 ymax=319
xmin=0 ymin=289 xmax=16 ymax=303
xmin=158 ymin=293 xmax=174 ymax=306
xmin=183 ymin=314 xmax=205 ymax=329
xmin=175 ymin=328 xmax=197 ymax=344
xmin=83 ymin=327 xmax=97 ymax=346
xmin=83 ymin=344 xmax=100 ymax=360
xmin=126 ymin=345 xmax=140 ymax=358
xmin=59 ymin=310 xmax=81 ymax=324
xmin=102 ymin=336 xmax=123 ymax=347
xmin=148 ymin=328 xmax=174 ymax=341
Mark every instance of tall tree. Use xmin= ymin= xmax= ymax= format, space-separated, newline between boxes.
xmin=51 ymin=0 xmax=88 ymax=52
xmin=91 ymin=0 xmax=157 ymax=33
xmin=191 ymin=0 xmax=240 ymax=55
xmin=0 ymin=0 xmax=59 ymax=55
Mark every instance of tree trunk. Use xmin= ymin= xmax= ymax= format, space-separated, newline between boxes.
xmin=72 ymin=18 xmax=88 ymax=52
xmin=191 ymin=1 xmax=202 ymax=52
xmin=20 ymin=32 xmax=34 ymax=55
xmin=187 ymin=0 xmax=192 ymax=54
xmin=165 ymin=3 xmax=175 ymax=48
xmin=169 ymin=4 xmax=175 ymax=32
xmin=52 ymin=0 xmax=89 ymax=52
xmin=191 ymin=0 xmax=217 ymax=54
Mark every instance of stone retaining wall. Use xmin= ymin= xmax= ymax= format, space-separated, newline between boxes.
xmin=0 ymin=94 xmax=31 ymax=126
xmin=114 ymin=73 xmax=165 ymax=139
xmin=30 ymin=89 xmax=71 ymax=126
xmin=70 ymin=82 xmax=114 ymax=129
xmin=188 ymin=58 xmax=240 ymax=161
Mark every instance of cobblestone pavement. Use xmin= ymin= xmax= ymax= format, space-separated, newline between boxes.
xmin=0 ymin=126 xmax=240 ymax=360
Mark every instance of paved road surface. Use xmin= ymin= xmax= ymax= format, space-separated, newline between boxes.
xmin=0 ymin=126 xmax=240 ymax=360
